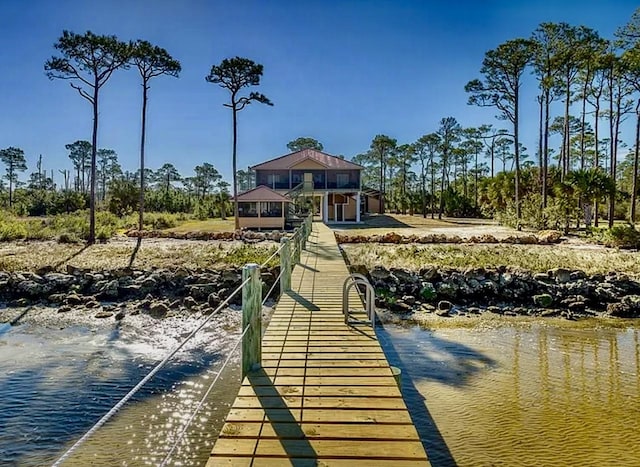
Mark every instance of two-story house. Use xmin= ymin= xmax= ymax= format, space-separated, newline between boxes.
xmin=237 ymin=148 xmax=365 ymax=229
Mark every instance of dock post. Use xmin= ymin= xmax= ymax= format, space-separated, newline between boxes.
xmin=294 ymin=229 xmax=301 ymax=264
xmin=280 ymin=238 xmax=291 ymax=293
xmin=242 ymin=263 xmax=262 ymax=377
xmin=302 ymin=219 xmax=308 ymax=250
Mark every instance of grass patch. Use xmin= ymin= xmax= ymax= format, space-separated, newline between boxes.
xmin=342 ymin=243 xmax=640 ymax=276
xmin=0 ymin=238 xmax=278 ymax=272
xmin=166 ymin=218 xmax=236 ymax=233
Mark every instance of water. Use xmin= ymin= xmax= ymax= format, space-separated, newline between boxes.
xmin=379 ymin=320 xmax=640 ymax=467
xmin=3 ymin=307 xmax=640 ymax=467
xmin=0 ymin=306 xmax=246 ymax=466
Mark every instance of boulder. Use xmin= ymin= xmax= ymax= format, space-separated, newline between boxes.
xmin=94 ymin=311 xmax=114 ymax=319
xmin=149 ymin=302 xmax=169 ymax=317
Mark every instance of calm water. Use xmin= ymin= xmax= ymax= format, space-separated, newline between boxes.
xmin=2 ymin=308 xmax=640 ymax=467
xmin=379 ymin=320 xmax=640 ymax=467
xmin=0 ymin=306 xmax=245 ymax=466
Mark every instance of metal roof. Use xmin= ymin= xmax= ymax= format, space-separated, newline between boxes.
xmin=236 ymin=185 xmax=292 ymax=203
xmin=250 ymin=148 xmax=363 ymax=171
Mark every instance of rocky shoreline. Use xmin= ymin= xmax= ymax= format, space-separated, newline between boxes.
xmin=0 ymin=265 xmax=278 ymax=320
xmin=125 ymin=229 xmax=288 ymax=242
xmin=335 ymin=230 xmax=563 ymax=245
xmin=350 ymin=265 xmax=640 ymax=319
xmin=3 ymin=261 xmax=640 ymax=323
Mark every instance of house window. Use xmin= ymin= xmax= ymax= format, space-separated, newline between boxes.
xmin=238 ymin=202 xmax=258 ymax=217
xmin=336 ymin=173 xmax=350 ymax=188
xmin=260 ymin=202 xmax=283 ymax=217
xmin=267 ymin=174 xmax=280 ymax=189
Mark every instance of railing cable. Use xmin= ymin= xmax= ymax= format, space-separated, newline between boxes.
xmin=159 ymin=323 xmax=251 ymax=467
xmin=262 ymin=268 xmax=285 ymax=306
xmin=52 ymin=276 xmax=251 ymax=466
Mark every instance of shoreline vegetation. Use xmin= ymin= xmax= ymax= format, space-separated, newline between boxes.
xmin=1 ymin=214 xmax=639 ymax=325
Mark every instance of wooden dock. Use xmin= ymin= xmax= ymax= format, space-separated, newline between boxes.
xmin=207 ymin=222 xmax=430 ymax=466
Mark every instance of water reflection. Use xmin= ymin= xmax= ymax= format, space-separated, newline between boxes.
xmin=0 ymin=308 xmax=245 ymax=466
xmin=380 ymin=321 xmax=640 ymax=467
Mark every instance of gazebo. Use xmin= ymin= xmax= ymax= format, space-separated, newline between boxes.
xmin=236 ymin=185 xmax=291 ymax=230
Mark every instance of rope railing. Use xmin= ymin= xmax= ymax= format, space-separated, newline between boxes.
xmin=159 ymin=323 xmax=251 ymax=467
xmin=53 ymin=214 xmax=314 ymax=466
xmin=52 ymin=275 xmax=251 ymax=466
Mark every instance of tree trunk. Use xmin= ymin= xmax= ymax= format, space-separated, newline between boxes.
xmin=608 ymin=68 xmax=615 ymax=229
xmin=563 ymin=73 xmax=571 ymax=177
xmin=431 ymin=156 xmax=435 ymax=219
xmin=438 ymin=153 xmax=446 ymax=220
xmin=139 ymin=80 xmax=148 ymax=233
xmin=8 ymin=163 xmax=13 ymax=208
xmin=580 ymin=66 xmax=591 ymax=170
xmin=631 ymin=101 xmax=640 ymax=224
xmin=543 ymin=90 xmax=550 ymax=209
xmin=233 ymin=99 xmax=239 ymax=230
xmin=379 ymin=152 xmax=384 ymax=214
xmin=514 ymin=85 xmax=521 ymax=229
xmin=594 ymin=99 xmax=600 ymax=227
xmin=88 ymin=84 xmax=99 ymax=244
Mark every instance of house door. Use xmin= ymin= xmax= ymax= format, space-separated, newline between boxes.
xmin=335 ymin=204 xmax=344 ymax=222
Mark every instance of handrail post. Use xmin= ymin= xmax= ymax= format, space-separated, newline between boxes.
xmin=242 ymin=263 xmax=262 ymax=377
xmin=280 ymin=237 xmax=291 ymax=293
xmin=294 ymin=229 xmax=301 ymax=264
xmin=302 ymin=219 xmax=308 ymax=250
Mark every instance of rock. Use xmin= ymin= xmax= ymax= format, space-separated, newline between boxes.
xmin=370 ymin=266 xmax=391 ymax=281
xmin=57 ymin=305 xmax=72 ymax=313
xmin=65 ymin=293 xmax=83 ymax=306
xmin=420 ymin=303 xmax=436 ymax=312
xmin=114 ymin=310 xmax=126 ymax=321
xmin=570 ymin=270 xmax=587 ymax=281
xmin=541 ymin=309 xmax=561 ymax=317
xmin=85 ymin=300 xmax=100 ymax=309
xmin=183 ymin=296 xmax=199 ymax=309
xmin=44 ymin=272 xmax=75 ymax=288
xmin=149 ymin=302 xmax=169 ymax=317
xmin=534 ymin=272 xmax=551 ymax=282
xmin=517 ymin=235 xmax=539 ymax=245
xmin=48 ymin=293 xmax=67 ymax=304
xmin=533 ymin=294 xmax=553 ymax=307
xmin=208 ymin=293 xmax=221 ymax=308
xmin=381 ymin=232 xmax=402 ymax=243
xmin=391 ymin=268 xmax=417 ymax=283
xmin=187 ymin=283 xmax=218 ymax=300
xmin=168 ymin=299 xmax=182 ymax=309
xmin=538 ymin=230 xmax=563 ymax=243
xmin=94 ymin=311 xmax=114 ymax=319
xmin=550 ymin=268 xmax=571 ymax=283
xmin=17 ymin=280 xmax=52 ymax=297
xmin=437 ymin=300 xmax=452 ymax=312
xmin=568 ymin=301 xmax=586 ymax=313
xmin=402 ymin=295 xmax=416 ymax=306
xmin=487 ymin=306 xmax=503 ymax=314
xmin=437 ymin=282 xmax=458 ymax=298
xmin=138 ymin=299 xmax=152 ymax=310
xmin=420 ymin=267 xmax=439 ymax=281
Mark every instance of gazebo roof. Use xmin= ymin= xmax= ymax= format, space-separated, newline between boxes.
xmin=236 ymin=185 xmax=292 ymax=203
xmin=250 ymin=148 xmax=362 ymax=170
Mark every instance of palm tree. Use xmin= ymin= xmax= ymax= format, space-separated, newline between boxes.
xmin=566 ymin=168 xmax=615 ymax=227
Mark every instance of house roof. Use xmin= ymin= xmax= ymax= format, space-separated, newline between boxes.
xmin=250 ymin=148 xmax=363 ymax=171
xmin=236 ymin=185 xmax=292 ymax=203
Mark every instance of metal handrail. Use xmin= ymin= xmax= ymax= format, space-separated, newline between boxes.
xmin=342 ymin=273 xmax=376 ymax=326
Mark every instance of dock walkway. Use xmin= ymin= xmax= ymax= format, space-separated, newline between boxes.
xmin=208 ymin=222 xmax=429 ymax=466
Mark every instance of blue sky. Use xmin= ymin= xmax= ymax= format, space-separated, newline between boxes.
xmin=0 ymin=0 xmax=638 ymax=184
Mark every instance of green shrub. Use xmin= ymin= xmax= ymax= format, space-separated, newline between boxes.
xmin=601 ymin=224 xmax=640 ymax=248
xmin=0 ymin=222 xmax=27 ymax=241
xmin=57 ymin=232 xmax=81 ymax=244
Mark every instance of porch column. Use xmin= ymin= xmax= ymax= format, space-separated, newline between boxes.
xmin=323 ymin=192 xmax=329 ymax=223
xmin=356 ymin=192 xmax=361 ymax=223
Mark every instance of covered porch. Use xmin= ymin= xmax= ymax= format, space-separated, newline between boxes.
xmin=236 ymin=186 xmax=291 ymax=230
